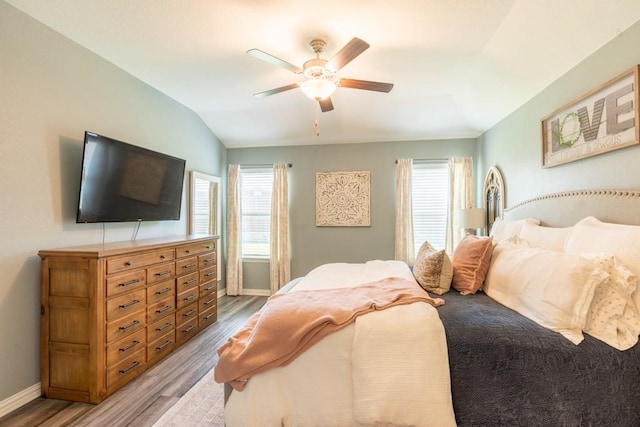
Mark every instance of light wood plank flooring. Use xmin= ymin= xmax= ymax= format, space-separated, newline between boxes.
xmin=0 ymin=294 xmax=267 ymax=427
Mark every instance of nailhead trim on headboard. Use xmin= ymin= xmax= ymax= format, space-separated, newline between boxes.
xmin=506 ymin=189 xmax=640 ymax=212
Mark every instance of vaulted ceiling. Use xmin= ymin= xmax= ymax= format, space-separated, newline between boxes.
xmin=6 ymin=0 xmax=640 ymax=148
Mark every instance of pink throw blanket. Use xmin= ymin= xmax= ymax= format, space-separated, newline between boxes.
xmin=214 ymin=277 xmax=444 ymax=391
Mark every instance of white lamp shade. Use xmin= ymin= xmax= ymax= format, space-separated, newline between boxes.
xmin=457 ymin=208 xmax=486 ymax=229
xmin=300 ymin=79 xmax=337 ymax=101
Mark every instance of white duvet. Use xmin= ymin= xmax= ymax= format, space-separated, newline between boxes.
xmin=224 ymin=260 xmax=456 ymax=427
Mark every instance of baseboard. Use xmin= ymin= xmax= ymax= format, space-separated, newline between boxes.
xmin=241 ymin=289 xmax=271 ymax=296
xmin=216 ymin=288 xmax=270 ymax=297
xmin=0 ymin=383 xmax=40 ymax=418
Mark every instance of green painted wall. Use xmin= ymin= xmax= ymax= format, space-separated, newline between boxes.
xmin=228 ymin=139 xmax=477 ymax=291
xmin=478 ymin=21 xmax=640 ymax=207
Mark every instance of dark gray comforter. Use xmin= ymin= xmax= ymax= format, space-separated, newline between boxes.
xmin=437 ymin=291 xmax=640 ymax=427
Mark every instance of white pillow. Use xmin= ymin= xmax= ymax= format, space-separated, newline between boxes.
xmin=565 ymin=216 xmax=640 ymax=312
xmin=489 ymin=217 xmax=540 ymax=242
xmin=519 ymin=222 xmax=573 ymax=252
xmin=580 ymin=254 xmax=640 ymax=350
xmin=484 ymin=242 xmax=607 ymax=344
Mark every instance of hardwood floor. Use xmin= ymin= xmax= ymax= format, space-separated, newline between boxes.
xmin=0 ymin=295 xmax=267 ymax=427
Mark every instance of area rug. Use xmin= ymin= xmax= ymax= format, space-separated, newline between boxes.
xmin=153 ymin=367 xmax=224 ymax=427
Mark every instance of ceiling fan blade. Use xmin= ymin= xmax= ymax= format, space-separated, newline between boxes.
xmin=338 ymin=78 xmax=394 ymax=93
xmin=319 ymin=97 xmax=334 ymax=112
xmin=326 ymin=37 xmax=370 ymax=72
xmin=247 ymin=48 xmax=303 ymax=74
xmin=253 ymin=83 xmax=300 ymax=98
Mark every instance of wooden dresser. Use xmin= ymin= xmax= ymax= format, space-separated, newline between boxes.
xmin=39 ymin=234 xmax=219 ymax=404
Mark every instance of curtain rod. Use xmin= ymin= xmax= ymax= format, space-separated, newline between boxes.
xmin=395 ymin=158 xmax=448 ymax=164
xmin=240 ymin=163 xmax=292 ymax=168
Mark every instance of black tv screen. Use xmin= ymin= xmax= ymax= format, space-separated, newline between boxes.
xmin=76 ymin=131 xmax=186 ymax=223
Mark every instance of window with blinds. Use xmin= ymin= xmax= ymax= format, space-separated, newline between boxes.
xmin=240 ymin=168 xmax=273 ymax=258
xmin=412 ymin=162 xmax=449 ymax=252
xmin=191 ymin=178 xmax=213 ymax=234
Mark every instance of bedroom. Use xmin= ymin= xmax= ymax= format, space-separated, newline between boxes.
xmin=1 ymin=0 xmax=640 ymax=425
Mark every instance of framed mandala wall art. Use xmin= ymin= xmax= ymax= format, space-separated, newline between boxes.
xmin=541 ymin=65 xmax=639 ymax=168
xmin=316 ymin=171 xmax=370 ymax=226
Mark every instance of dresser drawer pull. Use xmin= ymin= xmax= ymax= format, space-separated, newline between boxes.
xmin=204 ymin=313 xmax=215 ymax=320
xmin=182 ymin=325 xmax=196 ymax=334
xmin=119 ymin=360 xmax=140 ymax=375
xmin=119 ymin=320 xmax=140 ymax=331
xmin=182 ymin=263 xmax=197 ymax=269
xmin=156 ymin=340 xmax=172 ymax=351
xmin=156 ymin=305 xmax=172 ymax=314
xmin=204 ymin=272 xmax=216 ymax=277
xmin=206 ymin=245 xmax=213 ymax=250
xmin=124 ymin=261 xmax=132 ymax=267
xmin=182 ymin=309 xmax=196 ymax=318
xmin=119 ymin=299 xmax=140 ymax=309
xmin=203 ymin=257 xmax=215 ymax=263
xmin=203 ymin=298 xmax=215 ymax=306
xmin=160 ymin=254 xmax=166 ymax=260
xmin=203 ymin=285 xmax=215 ymax=292
xmin=156 ymin=322 xmax=172 ymax=332
xmin=155 ymin=287 xmax=173 ymax=295
xmin=183 ymin=294 xmax=197 ymax=302
xmin=119 ymin=279 xmax=140 ymax=287
xmin=119 ymin=340 xmax=140 ymax=352
xmin=154 ymin=270 xmax=173 ymax=277
xmin=183 ymin=279 xmax=197 ymax=285
xmin=185 ymin=249 xmax=191 ymax=254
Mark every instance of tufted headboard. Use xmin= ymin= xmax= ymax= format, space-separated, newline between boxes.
xmin=502 ymin=189 xmax=640 ymax=227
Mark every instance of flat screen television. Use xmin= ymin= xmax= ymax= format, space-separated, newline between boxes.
xmin=76 ymin=131 xmax=186 ymax=223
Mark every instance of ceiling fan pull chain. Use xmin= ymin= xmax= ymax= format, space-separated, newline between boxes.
xmin=315 ymin=119 xmax=320 ymax=137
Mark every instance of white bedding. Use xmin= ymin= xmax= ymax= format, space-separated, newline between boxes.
xmin=224 ymin=260 xmax=456 ymax=427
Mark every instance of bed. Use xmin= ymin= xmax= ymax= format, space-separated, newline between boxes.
xmin=216 ymin=176 xmax=640 ymax=426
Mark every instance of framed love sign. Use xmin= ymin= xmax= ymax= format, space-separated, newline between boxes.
xmin=541 ymin=65 xmax=640 ymax=168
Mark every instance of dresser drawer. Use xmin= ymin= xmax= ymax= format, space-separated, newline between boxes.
xmin=198 ymin=294 xmax=217 ymax=313
xmin=199 ymin=266 xmax=217 ymax=284
xmin=147 ymin=297 xmax=175 ymax=324
xmin=107 ymin=249 xmax=175 ymax=275
xmin=176 ymin=256 xmax=198 ymax=276
xmin=176 ymin=317 xmax=199 ymax=345
xmin=147 ymin=279 xmax=175 ymax=305
xmin=147 ymin=331 xmax=176 ymax=364
xmin=106 ymin=270 xmax=146 ymax=298
xmin=199 ymin=306 xmax=217 ymax=328
xmin=106 ymin=349 xmax=146 ymax=389
xmin=199 ymin=280 xmax=217 ymax=298
xmin=177 ymin=288 xmax=199 ymax=310
xmin=147 ymin=262 xmax=176 ymax=285
xmin=106 ymin=289 xmax=146 ymax=321
xmin=106 ymin=310 xmax=146 ymax=343
xmin=176 ymin=240 xmax=216 ymax=259
xmin=176 ymin=272 xmax=198 ymax=294
xmin=147 ymin=314 xmax=175 ymax=343
xmin=198 ymin=252 xmax=217 ymax=269
xmin=176 ymin=302 xmax=198 ymax=326
xmin=106 ymin=329 xmax=146 ymax=367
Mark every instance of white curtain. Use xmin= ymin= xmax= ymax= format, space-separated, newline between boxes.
xmin=270 ymin=163 xmax=291 ymax=294
xmin=446 ymin=157 xmax=474 ymax=254
xmin=226 ymin=164 xmax=243 ymax=296
xmin=394 ymin=159 xmax=415 ymax=265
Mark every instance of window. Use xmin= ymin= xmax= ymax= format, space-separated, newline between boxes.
xmin=240 ymin=168 xmax=273 ymax=258
xmin=412 ymin=162 xmax=449 ymax=252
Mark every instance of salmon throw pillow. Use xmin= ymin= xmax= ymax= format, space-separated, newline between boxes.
xmin=452 ymin=234 xmax=494 ymax=295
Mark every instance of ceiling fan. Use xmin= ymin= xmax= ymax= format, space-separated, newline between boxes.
xmin=247 ymin=37 xmax=394 ymax=112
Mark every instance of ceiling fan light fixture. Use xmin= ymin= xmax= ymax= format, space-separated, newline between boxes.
xmin=300 ymin=78 xmax=337 ymax=101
